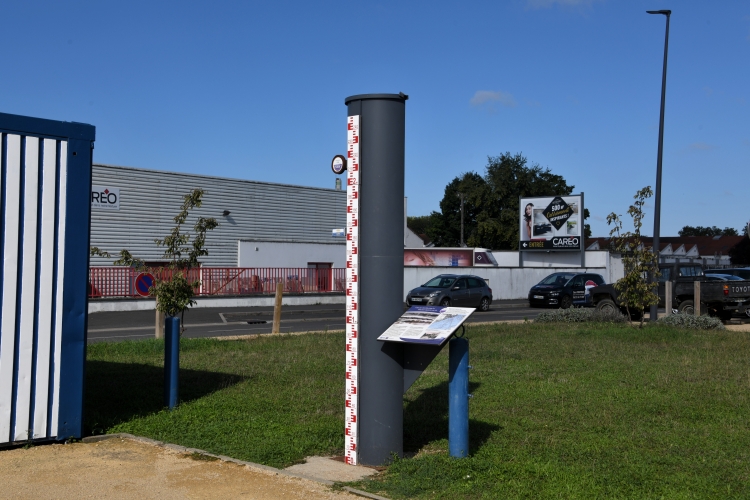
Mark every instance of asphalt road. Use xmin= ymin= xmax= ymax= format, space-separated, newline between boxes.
xmin=87 ymin=301 xmax=750 ymax=344
xmin=86 ymin=300 xmax=543 ymax=343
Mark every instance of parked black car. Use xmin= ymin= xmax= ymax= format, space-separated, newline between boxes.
xmin=406 ymin=274 xmax=493 ymax=311
xmin=705 ymin=268 xmax=750 ymax=280
xmin=528 ymin=272 xmax=605 ymax=308
xmin=705 ymin=273 xmax=745 ymax=281
xmin=592 ymin=263 xmax=750 ymax=320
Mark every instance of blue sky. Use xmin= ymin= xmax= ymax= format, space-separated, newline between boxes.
xmin=2 ymin=0 xmax=748 ymax=237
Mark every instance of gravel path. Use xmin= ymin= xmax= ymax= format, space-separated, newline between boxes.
xmin=0 ymin=438 xmax=363 ymax=499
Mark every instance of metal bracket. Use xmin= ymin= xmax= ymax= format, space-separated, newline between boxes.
xmin=455 ymin=324 xmax=466 ymax=338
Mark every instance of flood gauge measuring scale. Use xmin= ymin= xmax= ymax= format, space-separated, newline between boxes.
xmin=344 ymin=114 xmax=360 ymax=465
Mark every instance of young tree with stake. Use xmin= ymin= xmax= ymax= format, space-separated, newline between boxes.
xmin=606 ymin=187 xmax=660 ymax=327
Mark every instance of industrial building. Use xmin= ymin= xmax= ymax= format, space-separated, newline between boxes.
xmin=90 ymin=164 xmax=348 ymax=268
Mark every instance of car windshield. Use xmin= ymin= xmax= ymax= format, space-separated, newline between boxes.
xmin=538 ymin=273 xmax=575 ymax=286
xmin=422 ymin=276 xmax=456 ymax=288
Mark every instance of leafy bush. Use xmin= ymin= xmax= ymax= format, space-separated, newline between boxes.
xmin=657 ymin=313 xmax=726 ymax=330
xmin=535 ymin=307 xmax=628 ymax=324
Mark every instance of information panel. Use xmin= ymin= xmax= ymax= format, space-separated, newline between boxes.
xmin=377 ymin=306 xmax=474 ymax=345
xmin=519 ymin=194 xmax=583 ymax=251
xmin=344 ymin=115 xmax=360 ymax=466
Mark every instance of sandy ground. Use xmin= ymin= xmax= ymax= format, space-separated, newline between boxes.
xmin=0 ymin=438 xmax=367 ymax=500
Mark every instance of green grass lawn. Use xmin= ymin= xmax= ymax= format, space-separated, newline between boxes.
xmin=86 ymin=324 xmax=750 ymax=498
xmin=85 ymin=334 xmax=344 ymax=468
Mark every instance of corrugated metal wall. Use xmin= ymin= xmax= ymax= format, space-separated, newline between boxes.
xmin=90 ymin=164 xmax=347 ymax=267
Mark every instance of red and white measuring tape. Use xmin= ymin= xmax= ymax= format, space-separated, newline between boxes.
xmin=344 ymin=115 xmax=360 ymax=465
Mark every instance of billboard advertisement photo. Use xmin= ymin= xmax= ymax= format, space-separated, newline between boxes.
xmin=403 ymin=248 xmax=499 ymax=267
xmin=520 ymin=194 xmax=583 ymax=251
xmin=404 ymin=249 xmax=473 ymax=267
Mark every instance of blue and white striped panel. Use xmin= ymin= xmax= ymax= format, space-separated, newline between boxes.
xmin=0 ymin=135 xmax=67 ymax=443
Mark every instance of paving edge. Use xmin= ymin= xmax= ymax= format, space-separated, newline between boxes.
xmin=81 ymin=433 xmax=387 ymax=499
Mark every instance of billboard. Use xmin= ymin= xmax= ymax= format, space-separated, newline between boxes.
xmin=403 ymin=248 xmax=498 ymax=267
xmin=404 ymin=249 xmax=473 ymax=267
xmin=519 ymin=194 xmax=583 ymax=251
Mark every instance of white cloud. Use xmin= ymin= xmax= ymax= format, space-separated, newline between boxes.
xmin=526 ymin=0 xmax=600 ymax=9
xmin=689 ymin=142 xmax=718 ymax=151
xmin=470 ymin=90 xmax=517 ymax=108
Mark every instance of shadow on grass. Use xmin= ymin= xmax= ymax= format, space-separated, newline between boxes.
xmin=85 ymin=360 xmax=247 ymax=436
xmin=404 ymin=381 xmax=499 ymax=455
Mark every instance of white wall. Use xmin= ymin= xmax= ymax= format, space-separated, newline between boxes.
xmin=405 ymin=227 xmax=425 ymax=247
xmin=403 ymin=251 xmax=622 ymax=301
xmin=238 ymin=240 xmax=345 ymax=268
xmin=234 ymin=242 xmax=622 ymax=301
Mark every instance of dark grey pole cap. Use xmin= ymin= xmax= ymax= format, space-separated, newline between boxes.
xmin=345 ymin=92 xmax=409 ymax=105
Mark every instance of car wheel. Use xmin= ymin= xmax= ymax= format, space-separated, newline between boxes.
xmin=678 ymin=300 xmax=694 ymax=315
xmin=440 ymin=297 xmax=451 ymax=307
xmin=560 ymin=295 xmax=573 ymax=309
xmin=479 ymin=297 xmax=490 ymax=312
xmin=745 ymin=308 xmax=750 ymax=319
xmin=596 ymin=298 xmax=618 ymax=314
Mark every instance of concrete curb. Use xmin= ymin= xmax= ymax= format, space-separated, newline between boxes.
xmin=341 ymin=487 xmax=391 ymax=500
xmin=210 ymin=329 xmax=345 ymax=341
xmin=89 ymin=294 xmax=345 ymax=313
xmin=81 ymin=433 xmax=387 ymax=499
xmin=207 ymin=320 xmax=533 ymax=342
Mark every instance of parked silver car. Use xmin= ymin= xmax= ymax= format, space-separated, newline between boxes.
xmin=405 ymin=274 xmax=493 ymax=311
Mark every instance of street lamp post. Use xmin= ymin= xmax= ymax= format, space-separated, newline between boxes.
xmin=647 ymin=9 xmax=671 ymax=322
xmin=457 ymin=192 xmax=466 ymax=247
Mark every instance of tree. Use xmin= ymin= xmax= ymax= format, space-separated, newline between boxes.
xmin=406 ymin=215 xmax=431 ymax=237
xmin=96 ymin=189 xmax=219 ymax=319
xmin=425 ymin=172 xmax=487 ymax=247
xmin=678 ymin=225 xmax=739 ymax=237
xmin=427 ymin=153 xmax=589 ymax=249
xmin=606 ymin=187 xmax=659 ymax=327
xmin=729 ymin=237 xmax=750 ymax=266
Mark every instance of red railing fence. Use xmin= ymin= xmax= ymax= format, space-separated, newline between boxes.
xmin=88 ymin=267 xmax=345 ymax=299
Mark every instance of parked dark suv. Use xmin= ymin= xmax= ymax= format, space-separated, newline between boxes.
xmin=528 ymin=272 xmax=605 ymax=308
xmin=406 ymin=274 xmax=493 ymax=311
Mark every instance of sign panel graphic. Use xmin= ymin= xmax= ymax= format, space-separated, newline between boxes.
xmin=519 ymin=194 xmax=583 ymax=251
xmin=344 ymin=115 xmax=360 ymax=465
xmin=91 ymin=185 xmax=120 ymax=210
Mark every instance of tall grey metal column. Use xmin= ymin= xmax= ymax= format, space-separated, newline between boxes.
xmin=345 ymin=93 xmax=407 ymax=465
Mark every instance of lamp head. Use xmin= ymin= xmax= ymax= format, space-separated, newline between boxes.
xmin=646 ymin=10 xmax=671 ymax=15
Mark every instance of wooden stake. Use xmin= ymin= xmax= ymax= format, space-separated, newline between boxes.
xmin=694 ymin=280 xmax=701 ymax=316
xmin=272 ymin=282 xmax=283 ymax=333
xmin=155 ymin=306 xmax=164 ymax=339
xmin=664 ymin=281 xmax=672 ymax=316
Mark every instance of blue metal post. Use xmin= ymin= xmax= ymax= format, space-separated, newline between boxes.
xmin=164 ymin=316 xmax=180 ymax=409
xmin=448 ymin=337 xmax=469 ymax=457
